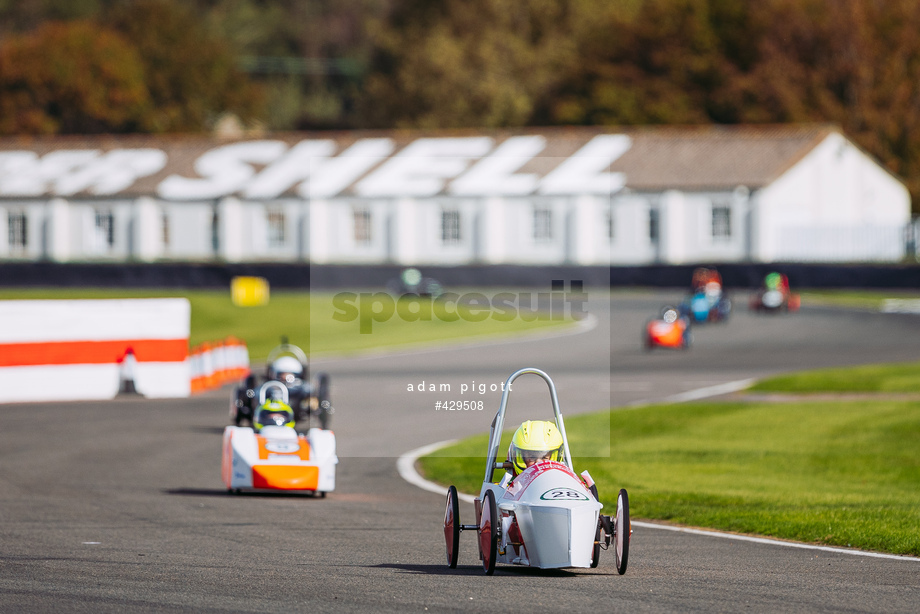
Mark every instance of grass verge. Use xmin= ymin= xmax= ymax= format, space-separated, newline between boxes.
xmin=749 ymin=361 xmax=920 ymax=393
xmin=799 ymin=289 xmax=920 ymax=310
xmin=419 ymin=400 xmax=920 ymax=556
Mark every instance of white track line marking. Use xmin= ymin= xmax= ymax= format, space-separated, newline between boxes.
xmin=397 ymin=440 xmax=476 ymax=504
xmin=628 ymin=521 xmax=920 ymax=561
xmin=626 ymin=378 xmax=757 ymax=406
xmin=881 ymin=299 xmax=920 ymax=314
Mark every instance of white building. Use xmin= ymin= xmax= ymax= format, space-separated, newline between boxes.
xmin=0 ymin=125 xmax=911 ymax=264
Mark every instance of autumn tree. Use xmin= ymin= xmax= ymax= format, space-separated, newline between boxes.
xmin=3 ymin=0 xmax=920 ymax=208
xmin=536 ymin=0 xmax=753 ymax=125
xmin=103 ymin=0 xmax=264 ymax=132
xmin=0 ymin=20 xmax=151 ymax=134
xmin=360 ymin=0 xmax=587 ymax=129
xmin=0 ymin=0 xmax=104 ymax=40
xmin=536 ymin=0 xmax=920 ymax=209
xmin=734 ymin=0 xmax=920 ymax=204
xmin=201 ymin=0 xmax=385 ymax=130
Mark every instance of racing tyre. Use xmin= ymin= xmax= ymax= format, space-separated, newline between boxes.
xmin=588 ymin=482 xmax=602 ymax=568
xmin=316 ymin=373 xmax=331 ymax=430
xmin=591 ymin=522 xmax=601 ymax=568
xmin=614 ymin=489 xmax=630 ymax=575
xmin=232 ymin=387 xmax=249 ymax=426
xmin=479 ymin=490 xmax=499 ymax=575
xmin=231 ymin=395 xmax=243 ymax=427
xmin=445 ymin=485 xmax=460 ymax=568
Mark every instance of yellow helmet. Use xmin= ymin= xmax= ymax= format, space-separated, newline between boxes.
xmin=253 ymin=399 xmax=295 ymax=431
xmin=508 ymin=420 xmax=563 ymax=475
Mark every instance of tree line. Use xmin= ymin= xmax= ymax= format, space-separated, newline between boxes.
xmin=2 ymin=0 xmax=920 ymax=210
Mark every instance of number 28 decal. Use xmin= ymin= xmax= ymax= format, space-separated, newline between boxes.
xmin=540 ymin=487 xmax=589 ymax=501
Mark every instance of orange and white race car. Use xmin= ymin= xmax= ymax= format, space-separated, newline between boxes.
xmin=222 ymin=382 xmax=337 ymax=496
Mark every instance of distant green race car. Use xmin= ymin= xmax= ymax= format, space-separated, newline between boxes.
xmin=386 ymin=267 xmax=444 ymax=298
xmin=749 ymin=272 xmax=800 ymax=313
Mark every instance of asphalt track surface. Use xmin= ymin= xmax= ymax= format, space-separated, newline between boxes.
xmin=2 ymin=291 xmax=920 ymax=613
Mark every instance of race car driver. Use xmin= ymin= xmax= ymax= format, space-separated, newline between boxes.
xmin=252 ymin=398 xmax=295 ymax=432
xmin=506 ymin=420 xmax=564 ymax=478
xmin=268 ymin=355 xmax=304 ymax=385
xmin=763 ymin=271 xmax=790 ymax=292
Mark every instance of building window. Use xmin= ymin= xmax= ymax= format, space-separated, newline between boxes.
xmin=649 ymin=208 xmax=659 ymax=242
xmin=267 ymin=207 xmax=285 ymax=247
xmin=95 ymin=210 xmax=114 ymax=250
xmin=441 ymin=209 xmax=461 ymax=244
xmin=211 ymin=208 xmax=220 ymax=253
xmin=712 ymin=205 xmax=731 ymax=239
xmin=533 ymin=206 xmax=553 ymax=241
xmin=161 ymin=210 xmax=170 ymax=248
xmin=8 ymin=212 xmax=27 ymax=252
xmin=353 ymin=208 xmax=372 ymax=245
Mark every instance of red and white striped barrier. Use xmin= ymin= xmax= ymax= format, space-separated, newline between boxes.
xmin=189 ymin=337 xmax=250 ymax=394
xmin=0 ymin=298 xmax=191 ymax=402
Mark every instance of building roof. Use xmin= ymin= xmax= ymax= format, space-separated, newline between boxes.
xmin=611 ymin=124 xmax=835 ymax=191
xmin=0 ymin=124 xmax=846 ymax=199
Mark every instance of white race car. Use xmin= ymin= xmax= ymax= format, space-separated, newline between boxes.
xmin=222 ymin=382 xmax=337 ymax=496
xmin=444 ymin=368 xmax=630 ymax=574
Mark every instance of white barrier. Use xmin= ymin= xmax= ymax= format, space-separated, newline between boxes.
xmin=0 ymin=298 xmax=190 ymax=402
xmin=189 ymin=337 xmax=250 ymax=394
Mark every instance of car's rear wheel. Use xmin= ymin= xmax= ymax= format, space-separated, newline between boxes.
xmin=232 ymin=386 xmax=250 ymax=426
xmin=316 ymin=373 xmax=331 ymax=430
xmin=614 ymin=489 xmax=630 ymax=575
xmin=445 ymin=485 xmax=460 ymax=568
xmin=479 ymin=490 xmax=498 ymax=575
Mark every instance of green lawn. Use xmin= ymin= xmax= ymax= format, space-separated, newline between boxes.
xmin=749 ymin=360 xmax=920 ymax=393
xmin=420 ymin=399 xmax=920 ymax=555
xmin=0 ymin=288 xmax=570 ymax=362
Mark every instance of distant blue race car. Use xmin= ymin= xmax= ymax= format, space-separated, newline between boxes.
xmin=679 ymin=290 xmax=731 ymax=323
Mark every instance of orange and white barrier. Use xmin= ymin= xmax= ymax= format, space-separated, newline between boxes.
xmin=189 ymin=337 xmax=250 ymax=394
xmin=0 ymin=298 xmax=191 ymax=402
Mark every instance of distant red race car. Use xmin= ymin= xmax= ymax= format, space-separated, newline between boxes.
xmin=644 ymin=306 xmax=691 ymax=350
